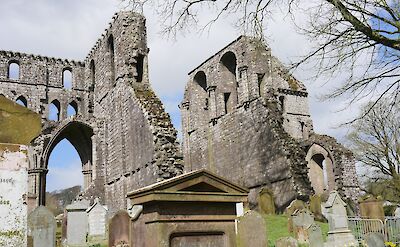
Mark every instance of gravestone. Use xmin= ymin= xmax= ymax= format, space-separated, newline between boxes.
xmin=258 ymin=187 xmax=275 ymax=215
xmin=323 ymin=190 xmax=357 ymax=247
xmin=87 ymin=198 xmax=108 ymax=240
xmin=365 ymin=232 xmax=385 ymax=247
xmin=27 ymin=206 xmax=56 ymax=247
xmin=237 ymin=210 xmax=268 ymax=247
xmin=309 ymin=195 xmax=324 ymax=221
xmin=292 ymin=209 xmax=314 ymax=244
xmin=359 ymin=195 xmax=385 ymax=221
xmin=0 ymin=144 xmax=29 ymax=247
xmin=66 ymin=199 xmax=90 ymax=246
xmin=109 ymin=210 xmax=131 ymax=247
xmin=275 ymin=237 xmax=298 ymax=247
xmin=308 ymin=223 xmax=323 ymax=247
xmin=61 ymin=211 xmax=67 ymax=245
xmin=286 ymin=199 xmax=306 ymax=233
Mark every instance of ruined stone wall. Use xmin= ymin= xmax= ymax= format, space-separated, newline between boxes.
xmin=0 ymin=11 xmax=183 ymax=211
xmin=181 ymin=36 xmax=359 ymax=209
xmin=84 ymin=12 xmax=182 ymax=210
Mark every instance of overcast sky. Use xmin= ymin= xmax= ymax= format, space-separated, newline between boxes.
xmin=0 ymin=0 xmax=363 ymax=191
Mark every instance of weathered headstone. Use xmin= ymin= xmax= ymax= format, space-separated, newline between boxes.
xmin=275 ymin=237 xmax=298 ymax=247
xmin=237 ymin=210 xmax=268 ymax=247
xmin=359 ymin=195 xmax=385 ymax=221
xmin=365 ymin=232 xmax=385 ymax=247
xmin=109 ymin=210 xmax=131 ymax=247
xmin=87 ymin=198 xmax=108 ymax=241
xmin=285 ymin=199 xmax=306 ymax=233
xmin=323 ymin=190 xmax=357 ymax=247
xmin=309 ymin=194 xmax=324 ymax=221
xmin=292 ymin=209 xmax=314 ymax=244
xmin=66 ymin=199 xmax=90 ymax=246
xmin=0 ymin=144 xmax=29 ymax=247
xmin=258 ymin=187 xmax=275 ymax=215
xmin=27 ymin=206 xmax=56 ymax=247
xmin=308 ymin=223 xmax=323 ymax=247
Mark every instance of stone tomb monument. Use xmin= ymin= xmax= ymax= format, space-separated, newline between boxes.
xmin=323 ymin=190 xmax=357 ymax=247
xmin=359 ymin=195 xmax=385 ymax=221
xmin=127 ymin=169 xmax=249 ymax=247
xmin=0 ymin=96 xmax=41 ymax=247
xmin=27 ymin=206 xmax=56 ymax=247
xmin=66 ymin=199 xmax=90 ymax=246
xmin=236 ymin=210 xmax=268 ymax=247
xmin=109 ymin=210 xmax=131 ymax=247
xmin=87 ymin=198 xmax=108 ymax=241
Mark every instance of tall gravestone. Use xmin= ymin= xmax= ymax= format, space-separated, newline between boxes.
xmin=87 ymin=198 xmax=108 ymax=241
xmin=258 ymin=187 xmax=276 ymax=215
xmin=323 ymin=190 xmax=357 ymax=247
xmin=27 ymin=206 xmax=56 ymax=247
xmin=66 ymin=199 xmax=90 ymax=246
xmin=0 ymin=96 xmax=41 ymax=247
xmin=237 ymin=210 xmax=268 ymax=247
xmin=292 ymin=209 xmax=322 ymax=246
xmin=309 ymin=195 xmax=324 ymax=221
xmin=109 ymin=210 xmax=131 ymax=247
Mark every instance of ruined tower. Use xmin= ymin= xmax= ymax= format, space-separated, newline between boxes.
xmin=180 ymin=36 xmax=360 ymax=210
xmin=0 ymin=11 xmax=183 ymax=211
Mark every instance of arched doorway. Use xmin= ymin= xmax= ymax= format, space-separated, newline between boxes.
xmin=305 ymin=144 xmax=335 ymax=195
xmin=39 ymin=121 xmax=93 ymax=205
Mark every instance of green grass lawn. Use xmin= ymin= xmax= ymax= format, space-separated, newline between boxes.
xmin=264 ymin=214 xmax=329 ymax=246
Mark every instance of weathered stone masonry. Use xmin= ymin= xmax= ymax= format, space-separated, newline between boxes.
xmin=180 ymin=36 xmax=360 ymax=210
xmin=0 ymin=11 xmax=183 ymax=211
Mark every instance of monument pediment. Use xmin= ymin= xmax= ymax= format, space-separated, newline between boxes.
xmin=127 ymin=169 xmax=249 ymax=205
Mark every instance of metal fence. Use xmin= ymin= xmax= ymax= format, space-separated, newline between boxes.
xmin=348 ymin=217 xmax=400 ymax=244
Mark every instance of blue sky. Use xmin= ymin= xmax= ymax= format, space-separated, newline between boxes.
xmin=0 ymin=0 xmax=365 ymax=192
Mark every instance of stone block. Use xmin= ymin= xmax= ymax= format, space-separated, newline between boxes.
xmin=66 ymin=200 xmax=89 ymax=246
xmin=285 ymin=199 xmax=306 ymax=233
xmin=309 ymin=194 xmax=324 ymax=221
xmin=359 ymin=195 xmax=385 ymax=221
xmin=365 ymin=232 xmax=385 ymax=247
xmin=27 ymin=206 xmax=56 ymax=247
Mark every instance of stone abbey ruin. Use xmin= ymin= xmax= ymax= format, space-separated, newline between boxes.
xmin=0 ymin=11 xmax=359 ymax=213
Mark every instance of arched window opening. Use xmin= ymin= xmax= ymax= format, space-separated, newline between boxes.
xmin=108 ymin=35 xmax=115 ymax=84
xmin=224 ymin=93 xmax=231 ymax=114
xmin=8 ymin=62 xmax=20 ymax=80
xmin=16 ymin=96 xmax=28 ymax=107
xmin=46 ymin=139 xmax=83 ymax=212
xmin=220 ymin=52 xmax=237 ymax=82
xmin=67 ymin=101 xmax=78 ymax=117
xmin=49 ymin=100 xmax=61 ymax=121
xmin=279 ymin=96 xmax=285 ymax=111
xmin=63 ymin=69 xmax=73 ymax=89
xmin=194 ymin=71 xmax=207 ymax=91
xmin=90 ymin=60 xmax=95 ymax=90
xmin=135 ymin=54 xmax=144 ymax=83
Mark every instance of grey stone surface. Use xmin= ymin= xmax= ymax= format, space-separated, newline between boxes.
xmin=180 ymin=36 xmax=360 ymax=210
xmin=323 ymin=191 xmax=357 ymax=247
xmin=28 ymin=206 xmax=56 ymax=247
xmin=292 ymin=209 xmax=315 ymax=244
xmin=308 ymin=223 xmax=323 ymax=247
xmin=109 ymin=210 xmax=130 ymax=247
xmin=0 ymin=144 xmax=29 ymax=247
xmin=236 ymin=210 xmax=268 ymax=247
xmin=66 ymin=200 xmax=89 ymax=246
xmin=0 ymin=11 xmax=183 ymax=212
xmin=365 ymin=232 xmax=385 ymax=247
xmin=275 ymin=237 xmax=298 ymax=247
xmin=87 ymin=198 xmax=108 ymax=239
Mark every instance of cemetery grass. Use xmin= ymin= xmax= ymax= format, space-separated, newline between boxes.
xmin=264 ymin=214 xmax=329 ymax=245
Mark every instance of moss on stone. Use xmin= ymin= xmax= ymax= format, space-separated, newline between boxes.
xmin=0 ymin=96 xmax=41 ymax=145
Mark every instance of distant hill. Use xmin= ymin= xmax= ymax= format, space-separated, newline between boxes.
xmin=46 ymin=185 xmax=82 ymax=216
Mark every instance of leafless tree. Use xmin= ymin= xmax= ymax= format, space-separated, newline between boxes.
xmin=348 ymin=98 xmax=400 ymax=199
xmin=122 ymin=0 xmax=400 ymax=115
